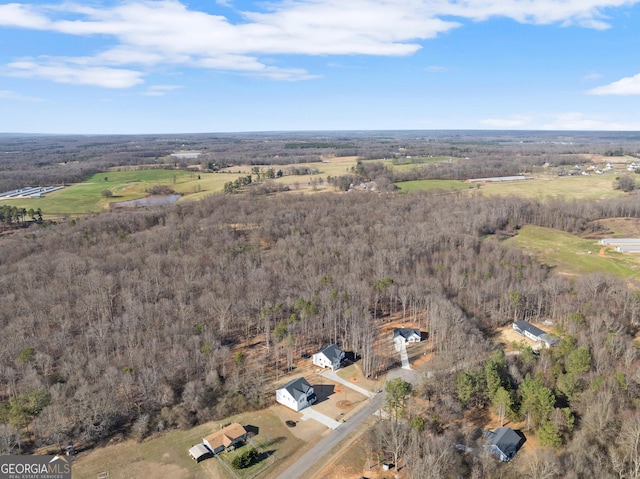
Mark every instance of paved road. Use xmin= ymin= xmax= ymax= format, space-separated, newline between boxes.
xmin=275 ymin=392 xmax=385 ymax=479
xmin=275 ymin=368 xmax=418 ymax=479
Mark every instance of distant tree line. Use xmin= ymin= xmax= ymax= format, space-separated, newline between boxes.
xmin=2 ymin=131 xmax=640 ymax=192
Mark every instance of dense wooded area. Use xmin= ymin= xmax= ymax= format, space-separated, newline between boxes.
xmin=0 ymin=132 xmax=639 ymax=478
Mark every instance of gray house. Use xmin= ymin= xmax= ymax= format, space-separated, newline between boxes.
xmin=484 ymin=427 xmax=525 ymax=462
xmin=312 ymin=344 xmax=345 ymax=371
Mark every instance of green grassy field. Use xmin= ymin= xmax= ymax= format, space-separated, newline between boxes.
xmin=506 ymin=225 xmax=640 ymax=279
xmin=395 ymin=179 xmax=474 ymax=193
xmin=0 ymin=161 xmax=628 ymax=216
xmin=0 ymin=170 xmax=244 ymax=215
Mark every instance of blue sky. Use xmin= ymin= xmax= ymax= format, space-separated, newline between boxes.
xmin=1 ymin=0 xmax=639 ymax=134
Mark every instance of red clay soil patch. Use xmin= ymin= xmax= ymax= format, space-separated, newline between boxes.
xmin=336 ymin=400 xmax=352 ymax=410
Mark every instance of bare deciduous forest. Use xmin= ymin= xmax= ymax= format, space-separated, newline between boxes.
xmin=0 ymin=131 xmax=639 ymax=478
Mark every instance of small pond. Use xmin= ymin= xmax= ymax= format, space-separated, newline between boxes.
xmin=112 ymin=194 xmax=181 ymax=208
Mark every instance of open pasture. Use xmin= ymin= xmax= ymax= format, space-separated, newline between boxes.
xmin=477 ymin=174 xmax=625 ymax=200
xmin=395 ymin=179 xmax=473 ymax=193
xmin=220 ymin=157 xmax=357 ymax=180
xmin=506 ymin=225 xmax=640 ymax=279
xmin=0 ymin=169 xmax=244 ymax=215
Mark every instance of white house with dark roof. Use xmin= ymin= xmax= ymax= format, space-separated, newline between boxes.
xmin=312 ymin=344 xmax=345 ymax=371
xmin=276 ymin=377 xmax=317 ymax=412
xmin=393 ymin=328 xmax=421 ymax=344
xmin=513 ymin=321 xmax=558 ymax=348
xmin=484 ymin=427 xmax=525 ymax=462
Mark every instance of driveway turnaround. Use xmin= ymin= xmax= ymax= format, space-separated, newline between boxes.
xmin=300 ymin=407 xmax=342 ymax=430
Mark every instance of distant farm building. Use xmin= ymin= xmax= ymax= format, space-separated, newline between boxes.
xmin=171 ymin=151 xmax=201 ymax=160
xmin=616 ymin=246 xmax=640 ymax=253
xmin=599 ymin=238 xmax=640 ymax=246
xmin=466 ymin=176 xmax=528 ymax=183
xmin=599 ymin=238 xmax=640 ymax=253
xmin=0 ymin=186 xmax=65 ymax=199
xmin=513 ymin=321 xmax=558 ymax=348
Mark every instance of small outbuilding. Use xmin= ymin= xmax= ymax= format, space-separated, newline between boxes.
xmin=392 ymin=328 xmax=421 ymax=344
xmin=188 ymin=443 xmax=213 ymax=462
xmin=276 ymin=377 xmax=317 ymax=412
xmin=484 ymin=427 xmax=525 ymax=462
xmin=312 ymin=344 xmax=345 ymax=371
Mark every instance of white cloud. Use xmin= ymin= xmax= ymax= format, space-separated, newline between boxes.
xmin=0 ymin=90 xmax=45 ymax=102
xmin=588 ymin=74 xmax=640 ymax=95
xmin=438 ymin=0 xmax=629 ymax=29
xmin=0 ymin=3 xmax=50 ymax=29
xmin=0 ymin=0 xmax=639 ymax=87
xmin=424 ymin=65 xmax=448 ymax=73
xmin=142 ymin=85 xmax=182 ymax=96
xmin=6 ymin=60 xmax=144 ymax=88
xmin=542 ymin=112 xmax=640 ymax=130
xmin=582 ymin=71 xmax=603 ymax=81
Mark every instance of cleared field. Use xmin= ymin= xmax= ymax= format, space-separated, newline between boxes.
xmin=478 ymin=174 xmax=624 ymax=200
xmin=0 ymin=170 xmax=244 ymax=215
xmin=220 ymin=159 xmax=356 ymax=182
xmin=362 ymin=156 xmax=453 ymax=171
xmin=72 ymin=409 xmax=303 ymax=479
xmin=0 ymin=159 xmax=629 ymax=216
xmin=506 ymin=225 xmax=640 ymax=279
xmin=395 ymin=179 xmax=473 ymax=193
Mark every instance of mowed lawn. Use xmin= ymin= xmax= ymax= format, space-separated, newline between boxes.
xmin=0 ymin=170 xmax=244 ymax=215
xmin=506 ymin=225 xmax=640 ymax=279
xmin=72 ymin=409 xmax=303 ymax=479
